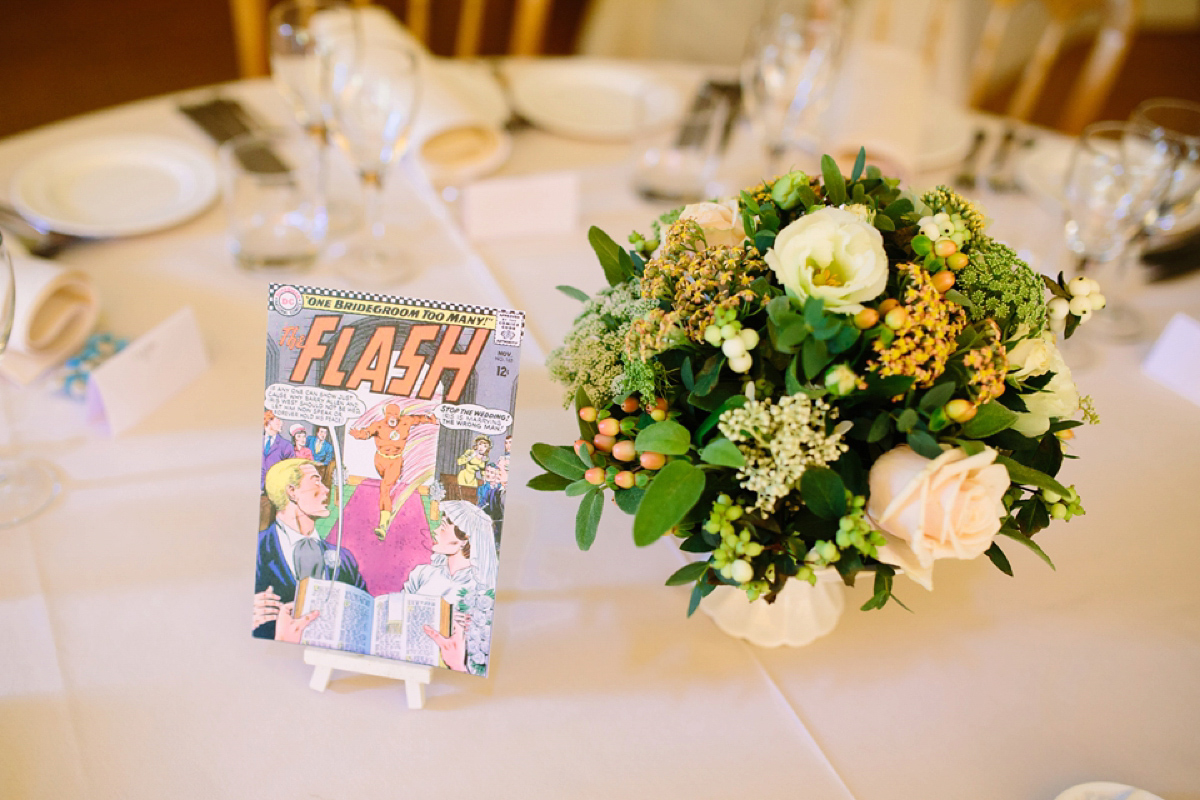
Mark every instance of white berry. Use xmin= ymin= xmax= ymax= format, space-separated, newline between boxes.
xmin=739 ymin=328 xmax=760 ymax=349
xmin=704 ymin=325 xmax=723 ymax=346
xmin=1048 ymin=296 xmax=1070 ymax=320
xmin=730 ymin=559 xmax=754 ymax=584
xmin=728 ymin=353 xmax=754 ymax=373
xmin=1088 ymin=292 xmax=1106 ymax=310
xmin=1069 ymin=295 xmax=1091 ymax=316
xmin=722 ymin=337 xmax=747 ymax=359
xmin=1068 ymin=276 xmax=1092 ymax=297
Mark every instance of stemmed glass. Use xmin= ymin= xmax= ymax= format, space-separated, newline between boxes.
xmin=740 ymin=0 xmax=847 ymax=176
xmin=0 ymin=232 xmax=60 ymax=528
xmin=324 ymin=36 xmax=422 ymax=283
xmin=1130 ymin=98 xmax=1200 ymax=238
xmin=1062 ymin=121 xmax=1174 ymax=343
xmin=269 ymin=0 xmax=362 ymax=239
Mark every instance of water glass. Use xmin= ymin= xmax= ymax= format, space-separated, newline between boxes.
xmin=1130 ymin=97 xmax=1200 ymax=235
xmin=631 ymin=83 xmax=730 ymax=203
xmin=219 ymin=128 xmax=326 ymax=271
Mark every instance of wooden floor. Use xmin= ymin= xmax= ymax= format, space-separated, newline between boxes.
xmin=0 ymin=2 xmax=1197 ymax=139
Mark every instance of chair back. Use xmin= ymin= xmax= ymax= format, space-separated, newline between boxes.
xmin=228 ymin=0 xmax=555 ymax=78
xmin=968 ymin=0 xmax=1139 ymax=133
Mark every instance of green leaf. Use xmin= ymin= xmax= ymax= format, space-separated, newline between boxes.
xmin=526 ymin=472 xmax=573 ymax=491
xmin=995 ymin=455 xmax=1070 ymax=498
xmin=785 ymin=355 xmax=803 ymax=395
xmin=802 ymin=336 xmax=831 ymax=380
xmin=850 ymin=146 xmax=866 ymax=181
xmin=803 ymin=296 xmax=826 ymax=327
xmin=775 ymin=318 xmax=809 ymax=352
xmin=699 ymin=437 xmax=745 ymax=467
xmin=556 ymin=284 xmax=590 ymax=303
xmin=687 ymin=580 xmax=716 ymax=617
xmin=614 ymin=486 xmax=645 ymax=515
xmin=918 ymin=382 xmax=956 ymax=413
xmin=767 ymin=294 xmax=794 ymax=326
xmin=693 ymin=354 xmax=724 ymax=397
xmin=530 ymin=443 xmax=586 ymax=480
xmin=896 ymin=408 xmax=918 ymax=433
xmin=665 ymin=561 xmax=709 ymax=586
xmin=906 ymin=429 xmax=942 ymax=459
xmin=911 ymin=234 xmax=932 ymax=256
xmin=575 ymin=489 xmax=604 ymax=550
xmin=696 ymin=394 xmax=747 ymax=441
xmin=633 ymin=460 xmax=706 ymax=546
xmin=800 ymin=467 xmax=846 ymax=520
xmin=998 ymin=527 xmax=1056 ymax=570
xmin=681 ymin=356 xmax=695 ymax=392
xmin=828 ymin=324 xmax=859 ymax=354
xmin=588 ymin=226 xmax=631 ymax=286
xmin=680 ymin=534 xmax=713 ymax=553
xmin=635 ymin=419 xmax=692 ymax=455
xmin=961 ymin=401 xmax=1018 ymax=438
xmin=867 ymin=411 xmax=892 ymax=443
xmin=881 ymin=197 xmax=913 ymax=219
xmin=943 ymin=288 xmax=974 ymax=313
xmin=873 ymin=214 xmax=895 ymax=231
xmin=754 ymin=230 xmax=777 ymax=254
xmin=821 ymin=154 xmax=847 ymax=206
xmin=565 ymin=477 xmax=594 ymax=497
xmin=985 ymin=542 xmax=1013 ymax=576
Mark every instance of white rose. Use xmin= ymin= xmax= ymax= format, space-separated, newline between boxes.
xmin=866 ymin=445 xmax=1010 ymax=590
xmin=1011 ymin=341 xmax=1079 ymax=437
xmin=1006 ymin=330 xmax=1055 ymax=380
xmin=678 ymin=201 xmax=742 ymax=250
xmin=764 ymin=207 xmax=889 ymax=314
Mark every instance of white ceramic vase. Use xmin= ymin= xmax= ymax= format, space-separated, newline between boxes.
xmin=699 ymin=568 xmax=846 ymax=647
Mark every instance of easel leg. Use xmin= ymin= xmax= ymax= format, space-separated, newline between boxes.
xmin=309 ymin=663 xmax=333 ymax=692
xmin=405 ymin=678 xmax=426 ymax=709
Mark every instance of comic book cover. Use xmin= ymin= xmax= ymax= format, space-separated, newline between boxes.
xmin=252 ymin=284 xmax=523 ymax=677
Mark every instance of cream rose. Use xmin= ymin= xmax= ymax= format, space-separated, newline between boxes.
xmin=678 ymin=201 xmax=742 ymax=250
xmin=1012 ymin=341 xmax=1079 ymax=437
xmin=764 ymin=207 xmax=889 ymax=314
xmin=1006 ymin=329 xmax=1055 ymax=380
xmin=866 ymin=445 xmax=1010 ymax=590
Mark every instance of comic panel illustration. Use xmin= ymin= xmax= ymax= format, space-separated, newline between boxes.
xmin=252 ymin=285 xmax=523 ymax=677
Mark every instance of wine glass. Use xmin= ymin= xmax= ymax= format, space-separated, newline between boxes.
xmin=1130 ymin=98 xmax=1200 ymax=238
xmin=1062 ymin=121 xmax=1174 ymax=343
xmin=740 ymin=0 xmax=847 ymax=176
xmin=0 ymin=232 xmax=61 ymax=528
xmin=268 ymin=0 xmax=361 ymax=239
xmin=324 ymin=36 xmax=422 ymax=283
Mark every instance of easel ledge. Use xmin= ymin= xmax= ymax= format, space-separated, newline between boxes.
xmin=303 ymin=647 xmax=434 ymax=709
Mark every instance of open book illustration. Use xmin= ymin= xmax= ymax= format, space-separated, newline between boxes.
xmin=253 ymin=284 xmax=524 ymax=677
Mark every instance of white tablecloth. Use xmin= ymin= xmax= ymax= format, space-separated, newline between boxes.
xmin=0 ymin=73 xmax=1197 ymax=800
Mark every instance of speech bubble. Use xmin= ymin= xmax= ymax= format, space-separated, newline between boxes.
xmin=435 ymin=403 xmax=512 ymax=435
xmin=265 ymin=383 xmax=367 ymax=427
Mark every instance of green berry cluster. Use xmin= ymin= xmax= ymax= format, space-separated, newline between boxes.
xmin=835 ymin=495 xmax=887 ymax=557
xmin=707 ymin=495 xmax=765 ymax=586
xmin=1042 ymin=485 xmax=1085 ymax=521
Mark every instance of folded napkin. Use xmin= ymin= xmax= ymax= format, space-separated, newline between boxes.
xmin=822 ymin=41 xmax=927 ymax=179
xmin=2 ymin=253 xmax=100 ymax=385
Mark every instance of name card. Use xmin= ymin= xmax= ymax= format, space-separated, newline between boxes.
xmin=86 ymin=307 xmax=209 ymax=435
xmin=461 ymin=171 xmax=580 ymax=241
xmin=1142 ymin=312 xmax=1200 ymax=407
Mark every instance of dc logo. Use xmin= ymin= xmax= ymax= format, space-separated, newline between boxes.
xmin=273 ymin=286 xmax=303 ymax=315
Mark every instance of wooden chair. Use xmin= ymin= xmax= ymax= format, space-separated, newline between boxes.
xmin=228 ymin=0 xmax=555 ymax=78
xmin=967 ymin=0 xmax=1140 ymax=133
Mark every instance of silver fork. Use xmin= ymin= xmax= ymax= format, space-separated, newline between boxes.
xmin=0 ymin=203 xmax=80 ymax=259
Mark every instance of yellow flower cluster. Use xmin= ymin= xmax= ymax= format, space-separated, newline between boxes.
xmin=636 ymin=219 xmax=766 ymax=347
xmin=870 ymin=263 xmax=967 ymax=388
xmin=962 ymin=319 xmax=1007 ymax=404
xmin=921 ymin=185 xmax=987 ymax=240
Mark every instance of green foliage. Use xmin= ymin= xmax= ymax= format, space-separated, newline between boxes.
xmin=633 ymin=460 xmax=706 ymax=546
xmin=576 ymin=489 xmax=604 ymax=550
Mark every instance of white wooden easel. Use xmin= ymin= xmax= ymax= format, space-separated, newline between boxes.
xmin=303 ymin=647 xmax=434 ymax=709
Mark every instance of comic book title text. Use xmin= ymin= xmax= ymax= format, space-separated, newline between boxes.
xmin=282 ymin=315 xmax=490 ymax=403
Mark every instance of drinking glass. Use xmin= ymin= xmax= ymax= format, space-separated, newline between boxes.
xmin=1130 ymin=98 xmax=1200 ymax=236
xmin=324 ymin=37 xmax=422 ymax=282
xmin=1063 ymin=121 xmax=1174 ymax=342
xmin=740 ymin=0 xmax=847 ymax=176
xmin=0 ymin=232 xmax=60 ymax=528
xmin=269 ymin=0 xmax=361 ymax=239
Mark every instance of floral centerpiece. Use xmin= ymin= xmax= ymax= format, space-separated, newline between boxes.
xmin=528 ymin=151 xmax=1101 ymax=616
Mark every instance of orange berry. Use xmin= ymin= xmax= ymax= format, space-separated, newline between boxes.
xmin=579 ymin=406 xmax=598 ymax=423
xmin=639 ymin=451 xmax=666 ymax=470
xmin=612 ymin=440 xmax=637 ymax=462
xmin=574 ymin=438 xmax=594 ymax=456
xmin=597 ymin=417 xmax=620 ymax=437
xmin=878 ymin=298 xmax=900 ymax=314
xmin=945 ymin=399 xmax=977 ymax=423
xmin=649 ymin=409 xmax=667 ymax=422
xmin=853 ymin=308 xmax=879 ymax=329
xmin=584 ymin=467 xmax=606 ymax=485
xmin=613 ymin=471 xmax=635 ymax=489
xmin=931 ymin=270 xmax=955 ymax=293
xmin=947 ymin=252 xmax=969 ymax=271
xmin=593 ymin=434 xmax=615 ymax=452
xmin=621 ymin=397 xmax=640 ymax=413
xmin=884 ymin=307 xmax=909 ymax=329
xmin=652 ymin=396 xmax=669 ymax=412
xmin=933 ymin=238 xmax=958 ymax=257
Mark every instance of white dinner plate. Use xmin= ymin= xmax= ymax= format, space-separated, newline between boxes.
xmin=10 ymin=135 xmax=219 ymax=237
xmin=1053 ymin=781 xmax=1164 ymax=800
xmin=503 ymin=59 xmax=685 ymax=142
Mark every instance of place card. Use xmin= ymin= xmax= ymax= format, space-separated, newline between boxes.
xmin=86 ymin=307 xmax=209 ymax=435
xmin=461 ymin=171 xmax=580 ymax=241
xmin=1142 ymin=312 xmax=1200 ymax=407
